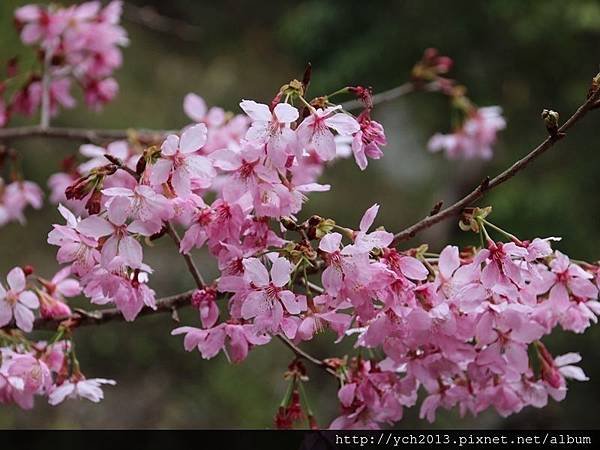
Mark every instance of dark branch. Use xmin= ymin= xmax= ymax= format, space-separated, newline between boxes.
xmin=32 ymin=290 xmax=194 ymax=331
xmin=392 ymin=84 xmax=600 ymax=245
xmin=0 ymin=125 xmax=172 ymax=143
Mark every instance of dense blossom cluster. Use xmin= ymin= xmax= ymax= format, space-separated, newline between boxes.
xmin=33 ymin=86 xmax=600 ymax=426
xmin=0 ymin=338 xmax=115 ymax=408
xmin=0 ymin=266 xmax=116 ymax=408
xmin=1 ymin=3 xmax=598 ymax=430
xmin=0 ymin=1 xmax=127 ymax=127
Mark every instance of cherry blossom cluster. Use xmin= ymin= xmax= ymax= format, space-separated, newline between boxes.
xmin=1 ymin=3 xmax=598 ymax=427
xmin=326 ymin=231 xmax=598 ymax=428
xmin=44 ymin=85 xmax=377 ymax=326
xmin=0 ymin=148 xmax=43 ymax=227
xmin=0 ymin=1 xmax=127 ymax=126
xmin=0 ymin=177 xmax=43 ymax=227
xmin=2 ymin=77 xmax=594 ymax=427
xmin=411 ymin=49 xmax=507 ymax=160
xmin=0 ymin=340 xmax=115 ymax=408
xmin=0 ymin=265 xmax=115 ymax=409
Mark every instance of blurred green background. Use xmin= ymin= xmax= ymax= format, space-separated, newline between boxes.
xmin=1 ymin=0 xmax=600 ymax=429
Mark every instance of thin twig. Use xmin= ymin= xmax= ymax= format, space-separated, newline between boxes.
xmin=166 ymin=221 xmax=206 ymax=289
xmin=392 ymin=84 xmax=600 ymax=245
xmin=27 ymin=289 xmax=336 ymax=377
xmin=277 ymin=335 xmax=338 ymax=377
xmin=341 ymin=81 xmax=438 ymax=111
xmin=0 ymin=125 xmax=173 ymax=143
xmin=31 ymin=290 xmax=194 ymax=331
xmin=123 ymin=3 xmax=202 ymax=42
xmin=0 ymin=82 xmax=430 ymax=142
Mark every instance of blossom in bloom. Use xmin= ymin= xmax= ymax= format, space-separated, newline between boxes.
xmin=83 ymin=78 xmax=119 ymax=110
xmin=12 ymin=1 xmax=127 ymax=119
xmin=184 ymin=93 xmax=226 ymax=127
xmin=191 ymin=287 xmax=219 ymax=329
xmin=37 ymin=267 xmax=81 ymax=319
xmin=48 ymin=378 xmax=116 ymax=405
xmin=351 ymin=111 xmax=387 ymax=170
xmin=297 ymin=107 xmax=360 ymax=161
xmin=102 ymin=184 xmax=174 ymax=234
xmin=76 ymin=202 xmax=152 ymax=268
xmin=240 ymin=100 xmax=299 ymax=168
xmin=14 ymin=5 xmax=67 ymax=46
xmin=0 ymin=351 xmax=51 ymax=409
xmin=48 ymin=205 xmax=101 ymax=276
xmin=239 ymin=257 xmax=307 ymax=332
xmin=352 ymin=203 xmax=394 ymax=252
xmin=0 ymin=180 xmax=43 ymax=226
xmin=172 ymin=322 xmax=270 ymax=363
xmin=428 ymin=106 xmax=506 ymax=160
xmin=150 ymin=124 xmax=216 ymax=198
xmin=330 ymin=359 xmax=413 ymax=429
xmin=0 ymin=267 xmax=39 ymax=332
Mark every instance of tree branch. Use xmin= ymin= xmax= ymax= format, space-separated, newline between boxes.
xmin=277 ymin=335 xmax=338 ymax=377
xmin=0 ymin=125 xmax=172 ymax=143
xmin=30 ymin=290 xmax=336 ymax=377
xmin=392 ymin=84 xmax=600 ymax=245
xmin=0 ymin=82 xmax=434 ymax=143
xmin=31 ymin=290 xmax=195 ymax=331
xmin=123 ymin=3 xmax=202 ymax=42
xmin=341 ymin=81 xmax=438 ymax=110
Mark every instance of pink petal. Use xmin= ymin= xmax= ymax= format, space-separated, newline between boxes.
xmin=338 ymin=383 xmax=356 ymax=407
xmin=325 ymin=113 xmax=360 ymax=135
xmin=273 ymin=103 xmax=299 ymax=123
xmin=359 ymin=204 xmax=379 ymax=232
xmin=77 ymin=216 xmax=114 ymax=239
xmin=400 ymin=257 xmax=428 ymax=281
xmin=183 ymin=93 xmax=207 ymax=121
xmin=239 ymin=100 xmax=271 ymax=121
xmin=150 ymin=159 xmax=173 ymax=186
xmin=319 ymin=233 xmax=342 ymax=253
xmin=242 ymin=258 xmax=270 ymax=286
xmin=14 ymin=303 xmax=34 ymax=332
xmin=0 ymin=300 xmax=12 ymax=327
xmin=18 ymin=291 xmax=39 ymax=309
xmin=240 ymin=291 xmax=268 ymax=319
xmin=107 ymin=196 xmax=130 ymax=226
xmin=160 ymin=134 xmax=179 ymax=156
xmin=7 ymin=267 xmax=26 ymax=292
xmin=270 ymin=257 xmax=292 ymax=287
xmin=439 ymin=245 xmax=460 ymax=279
xmin=180 ymin=124 xmax=208 ymax=154
xmin=279 ymin=290 xmax=306 ymax=315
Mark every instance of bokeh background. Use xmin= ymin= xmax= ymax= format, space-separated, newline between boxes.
xmin=1 ymin=0 xmax=600 ymax=429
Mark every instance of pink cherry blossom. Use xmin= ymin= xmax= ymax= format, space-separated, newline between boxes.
xmin=48 ymin=205 xmax=101 ymax=275
xmin=0 ymin=267 xmax=39 ymax=332
xmin=76 ymin=206 xmax=150 ymax=269
xmin=297 ymin=107 xmax=360 ymax=161
xmin=239 ymin=257 xmax=307 ymax=330
xmin=428 ymin=106 xmax=505 ymax=160
xmin=48 ymin=378 xmax=116 ymax=405
xmin=351 ymin=111 xmax=387 ymax=170
xmin=240 ymin=100 xmax=299 ymax=168
xmin=184 ymin=93 xmax=226 ymax=127
xmin=150 ymin=124 xmax=216 ymax=198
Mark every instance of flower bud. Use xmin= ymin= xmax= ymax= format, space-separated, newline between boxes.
xmin=541 ymin=109 xmax=560 ymax=136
